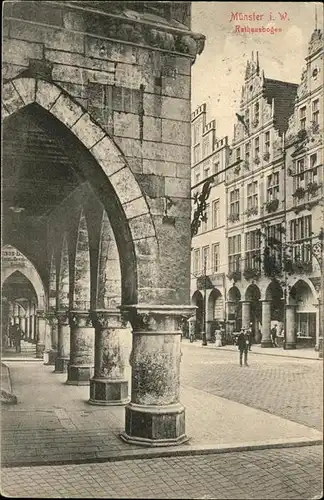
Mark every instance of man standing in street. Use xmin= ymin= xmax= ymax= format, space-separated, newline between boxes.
xmin=237 ymin=328 xmax=249 ymax=367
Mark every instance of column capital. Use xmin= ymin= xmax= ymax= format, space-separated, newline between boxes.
xmin=69 ymin=310 xmax=93 ymax=328
xmin=56 ymin=310 xmax=69 ymax=326
xmin=91 ymin=309 xmax=126 ymax=329
xmin=120 ymin=304 xmax=196 ymax=334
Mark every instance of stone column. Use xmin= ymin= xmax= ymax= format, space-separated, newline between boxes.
xmin=89 ymin=309 xmax=130 ymax=405
xmin=18 ymin=308 xmax=25 ymax=332
xmin=66 ymin=311 xmax=95 ymax=385
xmin=261 ymin=300 xmax=272 ymax=347
xmin=314 ymin=301 xmax=320 ymax=351
xmin=120 ymin=305 xmax=193 ymax=447
xmin=13 ymin=303 xmax=19 ymax=326
xmin=36 ymin=310 xmax=46 ymax=358
xmin=241 ymin=301 xmax=251 ymax=329
xmin=285 ymin=304 xmax=297 ymax=350
xmin=44 ymin=313 xmax=59 ymax=365
xmin=54 ymin=312 xmax=70 ymax=373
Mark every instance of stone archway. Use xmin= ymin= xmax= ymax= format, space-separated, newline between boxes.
xmin=244 ymin=284 xmax=261 ymax=344
xmin=3 ymin=76 xmax=193 ymax=446
xmin=2 ymin=76 xmax=157 ymax=306
xmin=191 ymin=290 xmax=204 ymax=339
xmin=207 ymin=288 xmax=224 ymax=339
xmin=1 ymin=264 xmax=45 ymax=309
xmin=2 ymin=270 xmax=39 ymax=355
xmin=227 ymin=286 xmax=242 ymax=334
xmin=287 ymin=279 xmax=318 ymax=348
xmin=265 ymin=280 xmax=284 ymax=340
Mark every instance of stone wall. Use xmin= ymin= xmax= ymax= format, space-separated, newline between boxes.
xmin=3 ymin=1 xmax=204 ymax=306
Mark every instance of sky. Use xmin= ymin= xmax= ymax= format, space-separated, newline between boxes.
xmin=191 ymin=1 xmax=323 ymax=141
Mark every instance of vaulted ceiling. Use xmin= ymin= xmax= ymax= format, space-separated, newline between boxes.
xmin=3 ymin=107 xmax=81 ymax=218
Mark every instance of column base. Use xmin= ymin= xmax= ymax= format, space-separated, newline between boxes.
xmin=120 ymin=402 xmax=189 ymax=446
xmin=36 ymin=343 xmax=45 ymax=358
xmin=284 ymin=342 xmax=296 ymax=350
xmin=66 ymin=365 xmax=94 ymax=385
xmin=53 ymin=356 xmax=69 ymax=373
xmin=88 ymin=378 xmax=129 ymax=406
xmin=44 ymin=350 xmax=58 ymax=365
xmin=261 ymin=340 xmax=274 ymax=348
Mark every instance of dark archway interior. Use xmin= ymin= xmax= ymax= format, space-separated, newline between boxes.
xmin=266 ymin=280 xmax=284 ymax=321
xmin=228 ymin=286 xmax=241 ymax=302
xmin=2 ymin=270 xmax=38 ymax=304
xmin=2 ymin=270 xmax=38 ymax=345
xmin=192 ymin=291 xmax=204 ymax=337
xmin=2 ymin=103 xmax=137 ymax=304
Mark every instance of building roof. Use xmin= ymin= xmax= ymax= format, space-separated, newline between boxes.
xmin=263 ymin=78 xmax=298 ymax=135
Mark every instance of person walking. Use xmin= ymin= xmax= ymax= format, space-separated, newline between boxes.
xmin=14 ymin=324 xmax=22 ymax=353
xmin=237 ymin=328 xmax=249 ymax=367
xmin=271 ymin=325 xmax=278 ymax=347
xmin=247 ymin=323 xmax=253 ymax=351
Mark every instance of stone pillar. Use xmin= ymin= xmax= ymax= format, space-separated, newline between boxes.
xmin=44 ymin=313 xmax=59 ymax=365
xmin=261 ymin=300 xmax=272 ymax=347
xmin=314 ymin=301 xmax=320 ymax=351
xmin=241 ymin=301 xmax=251 ymax=329
xmin=66 ymin=311 xmax=95 ymax=385
xmin=29 ymin=313 xmax=34 ymax=341
xmin=18 ymin=309 xmax=24 ymax=332
xmin=285 ymin=305 xmax=297 ymax=350
xmin=13 ymin=303 xmax=19 ymax=326
xmin=54 ymin=312 xmax=70 ymax=373
xmin=254 ymin=315 xmax=261 ymax=343
xmin=89 ymin=310 xmax=130 ymax=405
xmin=36 ymin=310 xmax=46 ymax=358
xmin=120 ymin=305 xmax=193 ymax=447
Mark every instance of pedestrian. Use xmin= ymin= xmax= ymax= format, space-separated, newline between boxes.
xmin=237 ymin=328 xmax=249 ymax=367
xmin=9 ymin=323 xmax=15 ymax=348
xmin=271 ymin=325 xmax=278 ymax=347
xmin=188 ymin=315 xmax=196 ymax=343
xmin=247 ymin=323 xmax=253 ymax=351
xmin=15 ymin=324 xmax=22 ymax=353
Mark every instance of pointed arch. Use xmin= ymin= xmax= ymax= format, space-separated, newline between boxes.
xmin=97 ymin=211 xmax=122 ymax=309
xmin=2 ymin=77 xmax=158 ymax=305
xmin=58 ymin=236 xmax=69 ymax=311
xmin=73 ymin=211 xmax=91 ymax=310
xmin=1 ymin=265 xmax=45 ymax=309
xmin=49 ymin=253 xmax=57 ymax=311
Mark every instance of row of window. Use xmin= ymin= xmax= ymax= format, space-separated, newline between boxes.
xmin=299 ymin=99 xmax=320 ymax=129
xmin=228 ymin=216 xmax=312 ymax=272
xmin=194 ymin=160 xmax=222 ymax=185
xmin=197 ymin=199 xmax=220 ymax=233
xmin=193 ymin=216 xmax=313 ymax=276
xmin=295 ymin=153 xmax=319 ymax=189
xmin=196 ymin=155 xmax=319 ymax=234
xmin=192 ymin=243 xmax=220 ymax=276
xmin=235 ymin=131 xmax=270 ymax=163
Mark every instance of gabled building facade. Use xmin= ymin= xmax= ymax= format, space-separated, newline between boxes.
xmin=225 ymin=51 xmax=298 ymax=347
xmin=283 ymin=28 xmax=323 ymax=350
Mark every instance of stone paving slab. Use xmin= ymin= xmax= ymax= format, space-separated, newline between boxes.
xmin=181 ymin=339 xmax=321 ymax=360
xmin=1 ymin=361 xmax=322 ymax=467
xmin=1 ymin=446 xmax=323 ymax=499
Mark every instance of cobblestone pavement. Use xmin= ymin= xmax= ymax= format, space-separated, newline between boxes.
xmin=180 ymin=344 xmax=323 ymax=431
xmin=1 ymin=446 xmax=322 ymax=499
